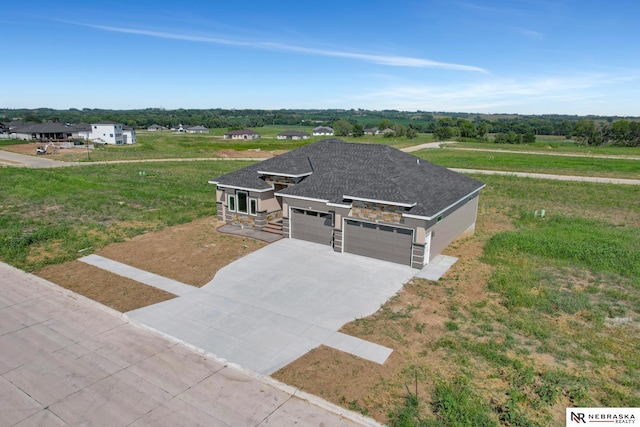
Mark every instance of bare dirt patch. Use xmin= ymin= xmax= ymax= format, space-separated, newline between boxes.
xmin=96 ymin=217 xmax=266 ymax=287
xmin=35 ymin=217 xmax=267 ymax=311
xmin=3 ymin=142 xmax=88 ymax=160
xmin=37 ymin=261 xmax=176 ymax=312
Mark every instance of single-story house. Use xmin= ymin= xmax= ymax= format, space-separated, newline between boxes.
xmin=210 ymin=139 xmax=484 ymax=268
xmin=364 ymin=127 xmax=379 ymax=135
xmin=186 ymin=125 xmax=209 ymax=134
xmin=277 ymin=130 xmax=310 ymax=140
xmin=312 ymin=126 xmax=334 ymax=136
xmin=147 ymin=124 xmax=167 ymax=131
xmin=10 ymin=122 xmax=74 ymax=141
xmin=224 ymin=129 xmax=260 ymax=140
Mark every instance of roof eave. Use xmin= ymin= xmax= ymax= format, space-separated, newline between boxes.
xmin=210 ymin=181 xmax=274 ymax=193
xmin=343 ymin=195 xmax=417 ymax=208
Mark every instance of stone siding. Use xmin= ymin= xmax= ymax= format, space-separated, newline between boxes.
xmin=351 ymin=201 xmax=403 ymax=224
xmin=226 ymin=209 xmax=256 ymax=229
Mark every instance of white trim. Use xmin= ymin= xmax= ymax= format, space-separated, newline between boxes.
xmin=258 ymin=170 xmax=313 ymax=178
xmin=249 ymin=197 xmax=258 ymax=216
xmin=423 ymin=232 xmax=431 ymax=265
xmin=275 ymin=193 xmax=328 ymax=203
xmin=344 ymin=195 xmax=416 ymax=208
xmin=210 ymin=182 xmax=274 ymax=193
xmin=236 ymin=191 xmax=249 ymax=214
xmin=402 ymin=188 xmax=484 ymax=221
xmin=326 ymin=201 xmax=352 ymax=208
xmin=227 ymin=194 xmax=236 ymax=212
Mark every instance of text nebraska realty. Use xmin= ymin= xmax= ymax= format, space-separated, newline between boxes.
xmin=572 ymin=411 xmax=636 ymax=423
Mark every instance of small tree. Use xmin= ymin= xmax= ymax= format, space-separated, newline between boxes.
xmin=523 ymin=133 xmax=536 ymax=144
xmin=352 ymin=123 xmax=364 ymax=137
xmin=406 ymin=127 xmax=418 ymax=139
xmin=333 ymin=119 xmax=352 ymax=137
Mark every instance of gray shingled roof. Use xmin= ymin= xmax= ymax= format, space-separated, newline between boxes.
xmin=12 ymin=122 xmax=74 ymax=134
xmin=225 ymin=129 xmax=259 ymax=135
xmin=211 ymin=139 xmax=484 ymax=218
xmin=278 ymin=130 xmax=310 ymax=137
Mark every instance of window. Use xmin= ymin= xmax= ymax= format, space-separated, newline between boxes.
xmin=249 ymin=198 xmax=257 ymax=216
xmin=437 ymin=215 xmax=443 ymax=222
xmin=228 ymin=194 xmax=236 ymax=212
xmin=110 ymin=133 xmax=113 ymax=137
xmin=237 ymin=192 xmax=248 ymax=214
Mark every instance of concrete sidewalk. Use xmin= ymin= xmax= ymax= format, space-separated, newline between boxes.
xmin=0 ymin=262 xmax=380 ymax=426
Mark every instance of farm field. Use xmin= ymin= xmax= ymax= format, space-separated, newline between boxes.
xmin=0 ymin=140 xmax=639 ymax=426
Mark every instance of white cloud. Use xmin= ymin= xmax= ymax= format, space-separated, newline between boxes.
xmin=76 ymin=23 xmax=488 ymax=73
xmin=345 ymin=72 xmax=640 ymax=114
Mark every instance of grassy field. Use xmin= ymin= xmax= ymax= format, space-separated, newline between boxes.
xmin=414 ymin=148 xmax=640 ymax=179
xmin=1 ymin=139 xmax=639 ymax=426
xmin=0 ymin=161 xmax=253 ymax=271
xmin=453 ymin=136 xmax=640 ymax=156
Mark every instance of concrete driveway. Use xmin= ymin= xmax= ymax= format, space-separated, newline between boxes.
xmin=124 ymin=239 xmax=417 ymax=374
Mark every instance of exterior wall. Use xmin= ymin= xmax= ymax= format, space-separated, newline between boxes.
xmin=216 ymin=187 xmax=279 ymax=230
xmin=425 ymin=194 xmax=479 ymax=260
xmin=90 ymin=124 xmax=123 ymax=144
xmin=123 ymin=129 xmax=137 ymax=144
xmin=225 ymin=133 xmax=259 ymax=140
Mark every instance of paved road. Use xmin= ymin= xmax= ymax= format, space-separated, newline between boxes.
xmin=0 ymin=262 xmax=379 ymax=426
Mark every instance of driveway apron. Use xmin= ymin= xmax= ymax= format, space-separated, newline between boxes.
xmin=126 ymin=239 xmax=417 ymax=374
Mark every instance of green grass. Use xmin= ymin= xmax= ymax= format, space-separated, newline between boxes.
xmin=414 ymin=148 xmax=640 ymax=179
xmin=457 ymin=137 xmax=640 ymax=156
xmin=0 ymin=160 xmax=255 ymax=270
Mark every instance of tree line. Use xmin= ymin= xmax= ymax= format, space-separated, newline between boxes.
xmin=2 ymin=108 xmax=638 ymax=146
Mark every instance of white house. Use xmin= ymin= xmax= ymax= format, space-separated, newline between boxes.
xmin=312 ymin=126 xmax=334 ymax=136
xmin=186 ymin=125 xmax=209 ymax=134
xmin=90 ymin=122 xmax=124 ymax=144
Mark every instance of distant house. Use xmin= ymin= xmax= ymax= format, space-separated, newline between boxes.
xmin=123 ymin=125 xmax=137 ymax=144
xmin=10 ymin=122 xmax=74 ymax=141
xmin=71 ymin=123 xmax=92 ymax=140
xmin=312 ymin=126 xmax=334 ymax=136
xmin=147 ymin=124 xmax=166 ymax=131
xmin=364 ymin=127 xmax=379 ymax=135
xmin=90 ymin=121 xmax=124 ymax=145
xmin=186 ymin=125 xmax=209 ymax=134
xmin=277 ymin=130 xmax=310 ymax=140
xmin=223 ymin=129 xmax=260 ymax=140
xmin=380 ymin=128 xmax=395 ymax=135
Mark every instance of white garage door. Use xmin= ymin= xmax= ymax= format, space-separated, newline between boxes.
xmin=290 ymin=208 xmax=333 ymax=245
xmin=344 ymin=219 xmax=413 ymax=266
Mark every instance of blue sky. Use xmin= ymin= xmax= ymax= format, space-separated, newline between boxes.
xmin=3 ymin=0 xmax=640 ymax=115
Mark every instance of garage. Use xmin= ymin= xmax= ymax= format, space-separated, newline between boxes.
xmin=290 ymin=208 xmax=334 ymax=245
xmin=344 ymin=219 xmax=413 ymax=266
